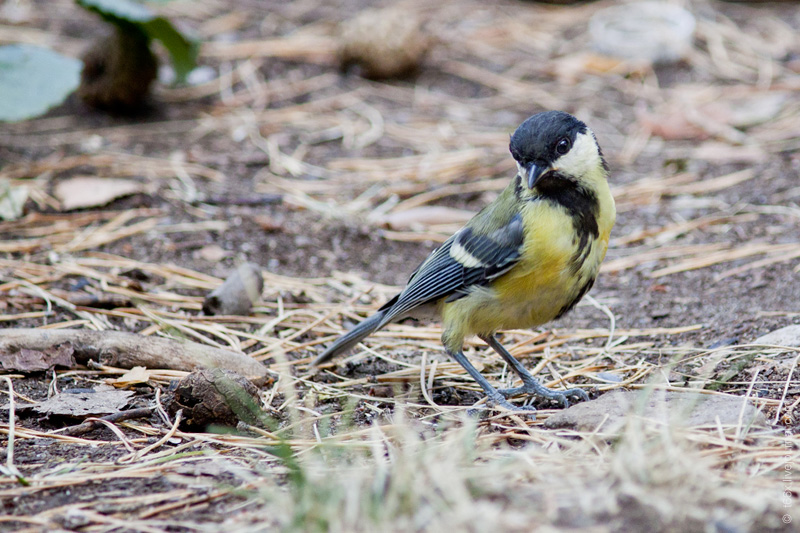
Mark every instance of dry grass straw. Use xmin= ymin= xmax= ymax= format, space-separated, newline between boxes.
xmin=1 ymin=249 xmax=797 ymax=528
xmin=3 ymin=373 xmax=794 ymax=531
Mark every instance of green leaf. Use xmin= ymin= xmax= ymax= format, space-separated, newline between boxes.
xmin=77 ymin=0 xmax=199 ymax=83
xmin=77 ymin=0 xmax=153 ymax=22
xmin=141 ymin=17 xmax=199 ymax=83
xmin=0 ymin=45 xmax=81 ymax=122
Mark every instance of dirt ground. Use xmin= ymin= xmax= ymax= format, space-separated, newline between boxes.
xmin=1 ymin=0 xmax=800 ymax=532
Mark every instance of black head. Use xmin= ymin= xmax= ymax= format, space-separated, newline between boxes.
xmin=509 ymin=111 xmax=601 ymax=189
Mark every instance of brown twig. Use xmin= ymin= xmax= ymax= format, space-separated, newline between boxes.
xmin=56 ymin=407 xmax=155 ymax=437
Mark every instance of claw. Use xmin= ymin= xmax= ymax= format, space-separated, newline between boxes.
xmin=446 ymin=346 xmax=580 ymax=418
xmin=486 ymin=391 xmax=538 ymax=418
xmin=498 ymin=379 xmax=588 ymax=408
xmin=480 ymin=334 xmax=588 ymax=409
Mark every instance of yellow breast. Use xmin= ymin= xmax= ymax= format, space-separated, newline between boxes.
xmin=493 ymin=202 xmax=592 ymax=321
xmin=440 ymin=171 xmax=615 ymax=350
xmin=442 ymin=197 xmax=612 ymax=338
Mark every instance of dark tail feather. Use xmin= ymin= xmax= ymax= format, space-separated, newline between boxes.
xmin=313 ymin=310 xmax=388 ymax=366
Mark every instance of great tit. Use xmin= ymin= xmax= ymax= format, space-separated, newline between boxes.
xmin=314 ymin=111 xmax=616 ymax=413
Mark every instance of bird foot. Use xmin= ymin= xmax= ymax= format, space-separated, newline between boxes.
xmin=483 ymin=391 xmax=538 ymax=418
xmin=497 ymin=379 xmax=588 ymax=408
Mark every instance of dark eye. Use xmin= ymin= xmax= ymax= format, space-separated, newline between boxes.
xmin=556 ymin=138 xmax=571 ymax=155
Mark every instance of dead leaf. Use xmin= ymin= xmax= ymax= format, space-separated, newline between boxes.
xmin=0 ymin=344 xmax=76 ymax=372
xmin=637 ymin=105 xmax=708 ymax=141
xmin=700 ymin=92 xmax=788 ymax=129
xmin=552 ymin=52 xmax=648 ymax=84
xmin=21 ymin=385 xmax=134 ymax=418
xmin=252 ymin=214 xmax=284 ymax=232
xmin=198 ymin=244 xmax=229 ymax=262
xmin=108 ymin=366 xmax=153 ymax=388
xmin=691 ymin=142 xmax=768 ymax=163
xmin=638 ymin=88 xmax=788 ymax=143
xmin=54 ymin=176 xmax=144 ymax=211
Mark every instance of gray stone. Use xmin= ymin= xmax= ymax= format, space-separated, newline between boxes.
xmin=754 ymin=325 xmax=800 ymax=348
xmin=543 ymin=390 xmax=767 ymax=433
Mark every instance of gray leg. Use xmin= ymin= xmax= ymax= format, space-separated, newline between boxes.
xmin=446 ymin=349 xmax=536 ymax=415
xmin=480 ymin=335 xmax=588 ymax=408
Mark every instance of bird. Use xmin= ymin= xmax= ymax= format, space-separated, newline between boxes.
xmin=314 ymin=111 xmax=616 ymax=413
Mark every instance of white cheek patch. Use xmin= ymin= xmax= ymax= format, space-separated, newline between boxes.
xmin=553 ymin=131 xmax=599 ymax=177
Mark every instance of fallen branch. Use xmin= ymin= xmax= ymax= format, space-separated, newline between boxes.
xmin=0 ymin=329 xmax=267 ymax=378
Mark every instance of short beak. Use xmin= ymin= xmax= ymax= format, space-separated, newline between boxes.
xmin=526 ymin=161 xmax=549 ymax=189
